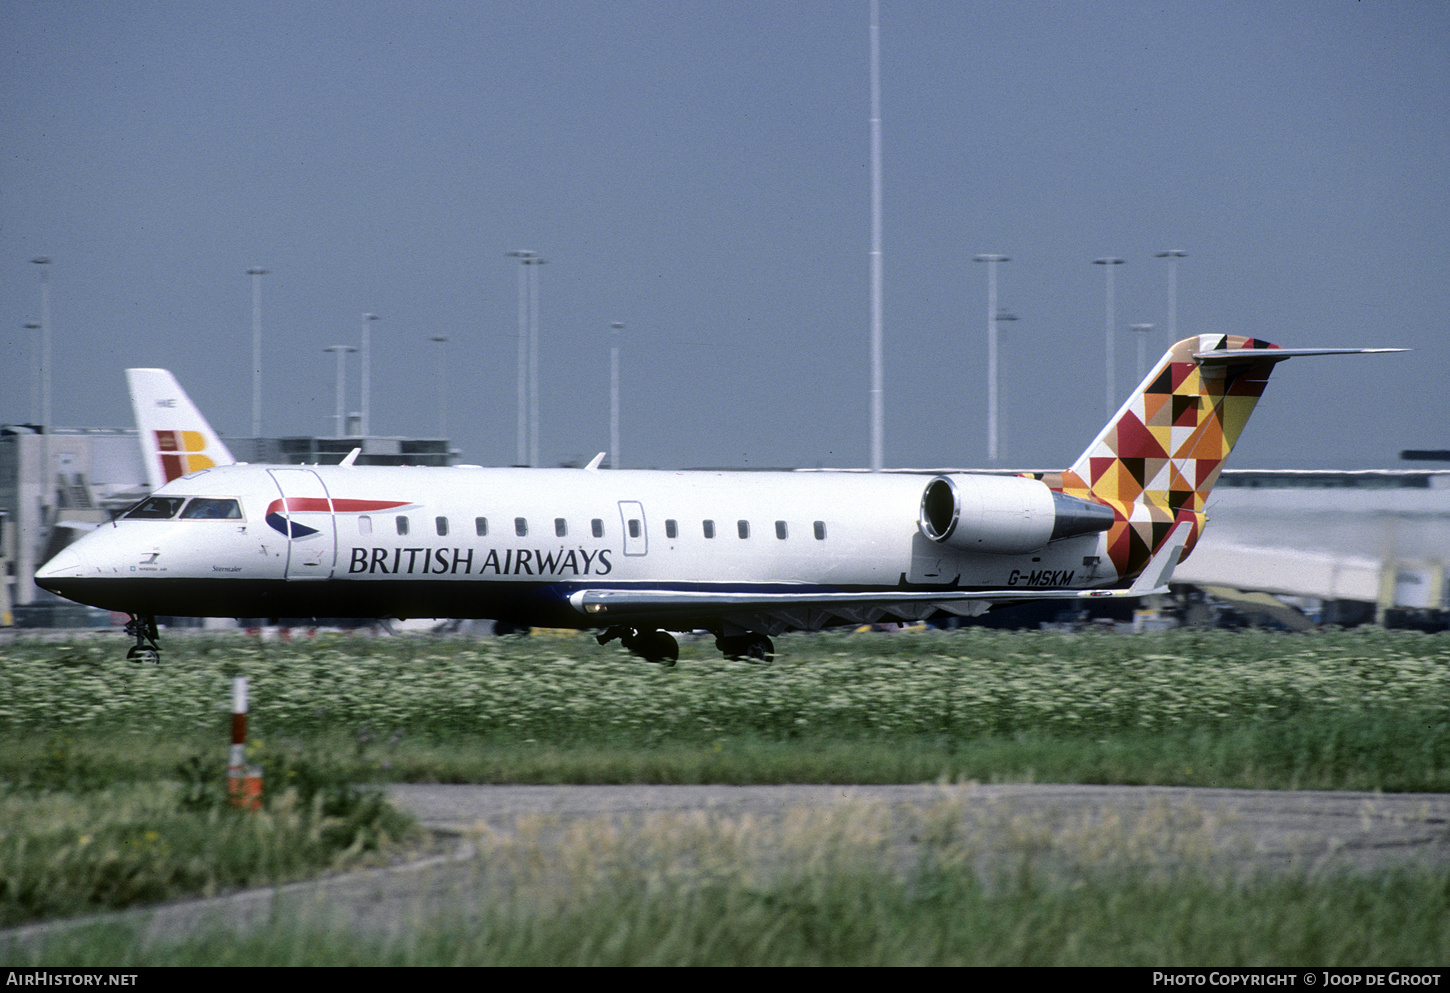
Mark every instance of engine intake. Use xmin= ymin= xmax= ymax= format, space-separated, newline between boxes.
xmin=918 ymin=474 xmax=1115 ymax=555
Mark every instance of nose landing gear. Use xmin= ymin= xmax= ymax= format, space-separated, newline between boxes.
xmin=125 ymin=614 xmax=160 ymax=663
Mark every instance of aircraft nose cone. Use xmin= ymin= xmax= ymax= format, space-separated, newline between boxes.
xmin=35 ymin=543 xmax=89 ymax=592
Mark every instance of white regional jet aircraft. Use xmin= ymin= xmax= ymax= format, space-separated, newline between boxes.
xmin=36 ymin=335 xmax=1399 ymax=663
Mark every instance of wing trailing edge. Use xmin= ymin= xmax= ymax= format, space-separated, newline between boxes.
xmin=567 ymin=520 xmax=1191 ymax=625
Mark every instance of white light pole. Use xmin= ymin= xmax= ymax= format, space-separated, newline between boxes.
xmin=973 ymin=254 xmax=1010 ymax=461
xmin=430 ymin=335 xmax=448 ymax=439
xmin=1093 ymin=257 xmax=1125 ymax=417
xmin=506 ymin=251 xmax=546 ymax=466
xmin=247 ymin=268 xmax=269 ymax=438
xmin=1128 ymin=323 xmax=1155 ymax=383
xmin=360 ymin=312 xmax=379 ymax=437
xmin=508 ymin=252 xmax=530 ymax=464
xmin=994 ymin=308 xmax=1018 ymax=460
xmin=324 ymin=345 xmax=355 ymax=437
xmin=868 ymin=0 xmax=884 ymax=473
xmin=31 ymin=257 xmax=52 ymax=514
xmin=1155 ymin=250 xmax=1187 ymax=341
xmin=528 ymin=260 xmax=545 ymax=467
xmin=610 ymin=322 xmax=624 ymax=469
xmin=23 ymin=323 xmax=41 ymax=425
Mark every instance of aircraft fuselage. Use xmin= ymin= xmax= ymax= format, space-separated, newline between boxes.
xmin=36 ymin=462 xmax=1114 ymax=630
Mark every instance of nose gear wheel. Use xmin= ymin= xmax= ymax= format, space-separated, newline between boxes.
xmin=125 ymin=614 xmax=161 ymax=663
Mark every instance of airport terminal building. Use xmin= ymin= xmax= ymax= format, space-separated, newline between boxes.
xmin=1172 ymin=468 xmax=1450 ymax=629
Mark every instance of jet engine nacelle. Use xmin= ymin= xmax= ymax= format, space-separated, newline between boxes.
xmin=918 ymin=474 xmax=1116 ymax=555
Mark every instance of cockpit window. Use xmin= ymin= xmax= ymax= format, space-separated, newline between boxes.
xmin=125 ymin=496 xmax=187 ymax=520
xmin=180 ymin=498 xmax=243 ymax=520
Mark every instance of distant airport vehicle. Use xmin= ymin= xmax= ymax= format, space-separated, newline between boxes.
xmin=36 ymin=336 xmax=1399 ymax=663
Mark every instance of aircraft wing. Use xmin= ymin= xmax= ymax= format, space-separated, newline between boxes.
xmin=569 ymin=522 xmax=1190 ymax=632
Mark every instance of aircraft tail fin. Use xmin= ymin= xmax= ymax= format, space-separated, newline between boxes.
xmin=125 ymin=369 xmax=235 ymax=490
xmin=1038 ymin=334 xmax=1402 ymax=582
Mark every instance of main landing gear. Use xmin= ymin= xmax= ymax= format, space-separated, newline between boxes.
xmin=597 ymin=626 xmax=679 ymax=666
xmin=715 ymin=633 xmax=775 ymax=663
xmin=125 ymin=614 xmax=161 ymax=664
xmin=597 ymin=627 xmax=776 ymax=665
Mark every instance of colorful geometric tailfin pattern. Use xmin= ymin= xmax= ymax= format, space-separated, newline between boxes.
xmin=154 ymin=430 xmax=217 ymax=483
xmin=1038 ymin=334 xmax=1281 ymax=580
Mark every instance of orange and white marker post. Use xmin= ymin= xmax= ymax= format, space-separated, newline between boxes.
xmin=227 ymin=676 xmax=263 ymax=810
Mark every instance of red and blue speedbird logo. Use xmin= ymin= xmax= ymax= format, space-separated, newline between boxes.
xmin=265 ymin=498 xmax=410 ymax=538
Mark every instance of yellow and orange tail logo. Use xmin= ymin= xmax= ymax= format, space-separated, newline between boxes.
xmin=126 ymin=369 xmax=235 ymax=490
xmin=1039 ymin=334 xmax=1282 ymax=579
xmin=154 ymin=430 xmax=218 ymax=482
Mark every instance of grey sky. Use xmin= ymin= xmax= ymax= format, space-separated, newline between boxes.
xmin=3 ymin=0 xmax=1446 ymax=472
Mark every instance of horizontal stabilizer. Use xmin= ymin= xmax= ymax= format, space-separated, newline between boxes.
xmin=1193 ymin=347 xmax=1406 ymax=363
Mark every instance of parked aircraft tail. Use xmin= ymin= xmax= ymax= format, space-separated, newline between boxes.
xmin=125 ymin=369 xmax=235 ymax=491
xmin=1038 ymin=334 xmax=1402 ymax=580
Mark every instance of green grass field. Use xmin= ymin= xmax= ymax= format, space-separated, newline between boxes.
xmin=4 ymin=626 xmax=1448 ymax=788
xmin=2 ymin=626 xmax=1448 ymax=963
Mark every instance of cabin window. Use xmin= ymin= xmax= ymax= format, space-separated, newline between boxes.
xmin=396 ymin=516 xmax=409 ymax=536
xmin=555 ymin=517 xmax=567 ymax=537
xmin=359 ymin=515 xmax=373 ymax=535
xmin=591 ymin=518 xmax=604 ymax=538
xmin=515 ymin=517 xmax=528 ymax=537
xmin=436 ymin=516 xmax=449 ymax=537
xmin=475 ymin=517 xmax=488 ymax=536
xmin=665 ymin=519 xmax=678 ymax=539
xmin=814 ymin=520 xmax=826 ymax=540
xmin=628 ymin=519 xmax=641 ymax=539
xmin=125 ymin=496 xmax=187 ymax=520
xmin=180 ymin=498 xmax=242 ymax=520
xmin=703 ymin=520 xmax=716 ymax=539
xmin=775 ymin=520 xmax=788 ymax=540
xmin=737 ymin=520 xmax=750 ymax=539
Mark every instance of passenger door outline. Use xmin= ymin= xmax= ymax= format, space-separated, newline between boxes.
xmin=618 ymin=500 xmax=647 ymax=557
xmin=267 ymin=468 xmax=337 ymax=580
